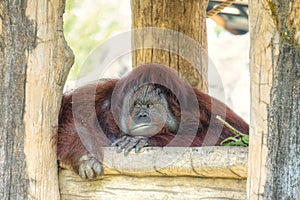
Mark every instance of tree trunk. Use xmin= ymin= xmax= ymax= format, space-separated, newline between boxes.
xmin=0 ymin=1 xmax=73 ymax=199
xmin=248 ymin=0 xmax=300 ymax=199
xmin=131 ymin=0 xmax=209 ymax=92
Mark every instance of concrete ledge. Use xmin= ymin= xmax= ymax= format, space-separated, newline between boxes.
xmin=59 ymin=147 xmax=248 ymax=199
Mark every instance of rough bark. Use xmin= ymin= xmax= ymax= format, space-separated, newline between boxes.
xmin=0 ymin=1 xmax=28 ymax=198
xmin=264 ymin=0 xmax=300 ymax=198
xmin=248 ymin=0 xmax=300 ymax=199
xmin=131 ymin=0 xmax=209 ymax=92
xmin=0 ymin=0 xmax=73 ymax=199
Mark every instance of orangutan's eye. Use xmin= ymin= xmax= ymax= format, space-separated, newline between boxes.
xmin=134 ymin=102 xmax=141 ymax=108
xmin=146 ymin=102 xmax=153 ymax=109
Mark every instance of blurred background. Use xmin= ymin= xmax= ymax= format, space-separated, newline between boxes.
xmin=63 ymin=0 xmax=250 ymax=122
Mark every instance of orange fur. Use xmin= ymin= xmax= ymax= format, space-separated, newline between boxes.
xmin=57 ymin=63 xmax=249 ymax=172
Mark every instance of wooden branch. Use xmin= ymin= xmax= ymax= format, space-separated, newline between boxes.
xmin=59 ymin=147 xmax=248 ymax=199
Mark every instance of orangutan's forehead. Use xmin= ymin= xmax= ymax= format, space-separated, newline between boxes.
xmin=131 ymin=84 xmax=161 ymax=101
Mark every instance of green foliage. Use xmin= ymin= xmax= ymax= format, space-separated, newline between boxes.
xmin=64 ymin=0 xmax=127 ymax=80
xmin=216 ymin=115 xmax=249 ymax=147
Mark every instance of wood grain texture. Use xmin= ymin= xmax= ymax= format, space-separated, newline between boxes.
xmin=247 ymin=0 xmax=277 ymax=197
xmin=0 ymin=0 xmax=73 ymax=199
xmin=131 ymin=0 xmax=209 ymax=92
xmin=59 ymin=147 xmax=248 ymax=199
xmin=248 ymin=0 xmax=300 ymax=199
xmin=24 ymin=0 xmax=74 ymax=199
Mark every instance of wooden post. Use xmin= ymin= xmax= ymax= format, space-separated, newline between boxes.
xmin=131 ymin=0 xmax=209 ymax=92
xmin=0 ymin=0 xmax=73 ymax=199
xmin=248 ymin=0 xmax=300 ymax=199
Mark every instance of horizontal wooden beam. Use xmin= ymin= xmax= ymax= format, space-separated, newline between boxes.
xmin=59 ymin=147 xmax=248 ymax=199
xmin=102 ymin=146 xmax=248 ymax=178
xmin=61 ymin=146 xmax=248 ymax=178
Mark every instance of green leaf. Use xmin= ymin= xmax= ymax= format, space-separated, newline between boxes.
xmin=216 ymin=115 xmax=249 ymax=147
